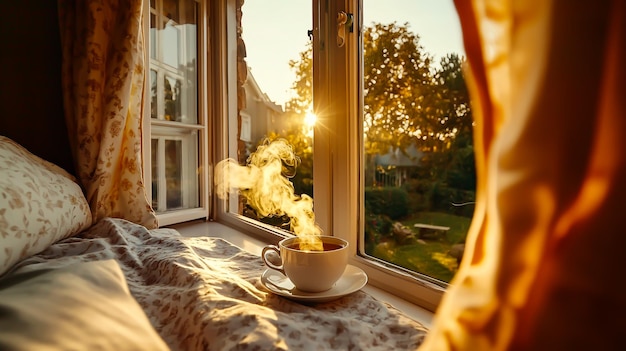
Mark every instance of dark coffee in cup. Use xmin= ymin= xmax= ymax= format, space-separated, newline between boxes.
xmin=286 ymin=242 xmax=344 ymax=251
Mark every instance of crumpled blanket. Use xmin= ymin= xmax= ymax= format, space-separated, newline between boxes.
xmin=11 ymin=218 xmax=428 ymax=350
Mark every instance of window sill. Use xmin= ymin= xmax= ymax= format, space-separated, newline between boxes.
xmin=169 ymin=219 xmax=434 ymax=328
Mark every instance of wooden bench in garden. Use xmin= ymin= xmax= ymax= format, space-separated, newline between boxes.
xmin=414 ymin=223 xmax=450 ymax=240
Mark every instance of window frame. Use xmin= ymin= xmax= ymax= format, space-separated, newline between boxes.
xmin=144 ymin=0 xmax=210 ymax=227
xmin=150 ymin=125 xmax=201 ymax=210
xmin=313 ymin=0 xmax=445 ymax=310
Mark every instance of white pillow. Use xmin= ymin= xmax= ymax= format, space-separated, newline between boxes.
xmin=0 ymin=136 xmax=92 ymax=276
xmin=0 ymin=259 xmax=169 ymax=351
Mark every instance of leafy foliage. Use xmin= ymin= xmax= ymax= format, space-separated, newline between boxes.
xmin=362 ymin=23 xmax=433 ymax=155
xmin=364 ymin=187 xmax=409 ymax=220
xmin=362 ymin=23 xmax=472 ymax=155
xmin=285 ymin=42 xmax=313 ymax=116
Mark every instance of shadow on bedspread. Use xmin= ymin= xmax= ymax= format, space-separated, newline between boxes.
xmin=10 ymin=218 xmax=428 ymax=351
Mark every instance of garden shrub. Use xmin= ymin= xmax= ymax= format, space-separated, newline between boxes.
xmin=364 ymin=187 xmax=409 ymax=220
xmin=403 ymin=179 xmax=475 ymax=218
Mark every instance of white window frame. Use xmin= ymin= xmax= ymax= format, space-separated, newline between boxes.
xmin=144 ymin=0 xmax=210 ymax=227
xmin=151 ymin=126 xmax=200 ymax=209
xmin=314 ymin=0 xmax=444 ymax=310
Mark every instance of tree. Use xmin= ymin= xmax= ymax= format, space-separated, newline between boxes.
xmin=424 ymin=53 xmax=473 ymax=152
xmin=362 ymin=22 xmax=433 ymax=155
xmin=285 ymin=42 xmax=313 ymax=116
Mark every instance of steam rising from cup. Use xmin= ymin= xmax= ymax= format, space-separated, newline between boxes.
xmin=214 ymin=139 xmax=323 ymax=251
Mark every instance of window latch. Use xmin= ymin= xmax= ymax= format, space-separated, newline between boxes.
xmin=337 ymin=11 xmax=353 ymax=47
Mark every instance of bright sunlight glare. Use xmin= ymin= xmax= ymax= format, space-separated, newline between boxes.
xmin=304 ymin=110 xmax=317 ymax=127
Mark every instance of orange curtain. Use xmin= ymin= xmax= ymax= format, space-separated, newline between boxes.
xmin=421 ymin=0 xmax=626 ymax=349
xmin=58 ymin=0 xmax=158 ymax=229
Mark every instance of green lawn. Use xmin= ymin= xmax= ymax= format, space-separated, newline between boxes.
xmin=404 ymin=211 xmax=471 ymax=245
xmin=369 ymin=212 xmax=471 ymax=283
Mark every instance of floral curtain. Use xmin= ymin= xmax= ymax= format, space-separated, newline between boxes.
xmin=421 ymin=0 xmax=625 ymax=349
xmin=58 ymin=0 xmax=158 ymax=229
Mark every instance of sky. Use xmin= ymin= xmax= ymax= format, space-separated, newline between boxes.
xmin=241 ymin=0 xmax=465 ymax=106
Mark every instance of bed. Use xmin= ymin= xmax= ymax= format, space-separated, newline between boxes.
xmin=0 ymin=135 xmax=428 ymax=350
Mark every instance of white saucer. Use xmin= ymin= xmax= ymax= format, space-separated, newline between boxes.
xmin=260 ymin=264 xmax=368 ymax=303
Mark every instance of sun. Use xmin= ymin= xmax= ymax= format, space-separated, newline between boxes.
xmin=304 ymin=110 xmax=317 ymax=128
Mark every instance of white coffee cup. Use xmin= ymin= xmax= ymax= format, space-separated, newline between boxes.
xmin=261 ymin=235 xmax=349 ymax=292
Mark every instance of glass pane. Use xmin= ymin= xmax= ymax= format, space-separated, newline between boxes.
xmin=180 ymin=0 xmax=197 ymax=124
xmin=150 ymin=13 xmax=157 ymax=59
xmin=162 ymin=22 xmax=180 ymax=68
xmin=165 ymin=139 xmax=183 ymax=209
xmin=163 ymin=75 xmax=181 ymax=121
xmin=151 ymin=138 xmax=159 ymax=211
xmin=151 ymin=132 xmax=200 ymax=212
xmin=150 ymin=70 xmax=157 ymax=119
xmin=362 ymin=0 xmax=471 ymax=284
xmin=224 ymin=1 xmax=314 ymax=234
xmin=151 ymin=0 xmax=197 ymax=124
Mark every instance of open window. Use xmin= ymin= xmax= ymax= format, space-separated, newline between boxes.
xmin=146 ymin=0 xmax=208 ymax=226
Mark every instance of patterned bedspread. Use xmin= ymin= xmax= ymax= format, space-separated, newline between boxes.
xmin=9 ymin=218 xmax=428 ymax=350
